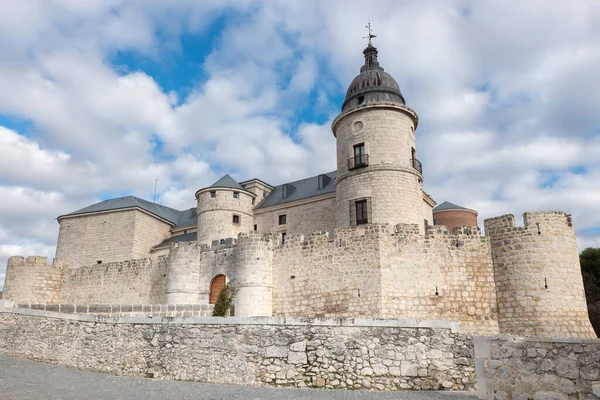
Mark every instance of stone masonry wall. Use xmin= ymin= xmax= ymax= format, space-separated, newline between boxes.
xmin=254 ymin=195 xmax=336 ymax=238
xmin=2 ymin=256 xmax=63 ymax=304
xmin=0 ymin=309 xmax=476 ymax=391
xmin=474 ymin=335 xmax=600 ymax=400
xmin=380 ymin=225 xmax=499 ymax=335
xmin=484 ymin=212 xmax=596 ymax=339
xmin=60 ymin=257 xmax=168 ymax=304
xmin=56 ymin=210 xmax=170 ymax=269
xmin=333 ymin=105 xmax=424 ymax=232
xmin=272 ymin=225 xmax=386 ymax=318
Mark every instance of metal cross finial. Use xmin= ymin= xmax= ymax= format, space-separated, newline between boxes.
xmin=363 ymin=21 xmax=377 ymax=46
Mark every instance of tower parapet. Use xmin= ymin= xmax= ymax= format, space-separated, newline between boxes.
xmin=484 ymin=211 xmax=596 ymax=338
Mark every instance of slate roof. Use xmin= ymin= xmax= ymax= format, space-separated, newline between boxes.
xmin=433 ymin=201 xmax=470 ymax=212
xmin=256 ymin=171 xmax=336 ymax=209
xmin=153 ymin=232 xmax=197 ymax=249
xmin=58 ymin=196 xmax=191 ymax=227
xmin=209 ymin=174 xmax=244 ymax=190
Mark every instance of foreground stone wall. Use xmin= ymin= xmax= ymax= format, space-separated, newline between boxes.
xmin=475 ymin=335 xmax=600 ymax=400
xmin=0 ymin=308 xmax=475 ymax=391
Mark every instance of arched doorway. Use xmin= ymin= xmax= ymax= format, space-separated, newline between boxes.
xmin=209 ymin=275 xmax=226 ymax=304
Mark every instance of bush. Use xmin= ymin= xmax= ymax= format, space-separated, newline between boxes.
xmin=212 ymin=283 xmax=237 ymax=317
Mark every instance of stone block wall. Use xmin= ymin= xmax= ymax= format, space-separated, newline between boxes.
xmin=475 ymin=335 xmax=600 ymax=400
xmin=484 ymin=212 xmax=596 ymax=339
xmin=60 ymin=257 xmax=167 ymax=304
xmin=380 ymin=225 xmax=499 ymax=335
xmin=0 ymin=309 xmax=476 ymax=391
xmin=55 ymin=210 xmax=171 ymax=269
xmin=2 ymin=256 xmax=63 ymax=304
xmin=272 ymin=225 xmax=386 ymax=318
xmin=254 ymin=195 xmax=336 ymax=238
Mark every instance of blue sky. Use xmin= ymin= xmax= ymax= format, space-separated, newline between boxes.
xmin=1 ymin=0 xmax=600 ymax=288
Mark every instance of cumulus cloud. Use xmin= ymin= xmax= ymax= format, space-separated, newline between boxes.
xmin=1 ymin=0 xmax=600 ymax=290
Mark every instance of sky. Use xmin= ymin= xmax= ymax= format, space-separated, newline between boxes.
xmin=1 ymin=0 xmax=600 ymax=289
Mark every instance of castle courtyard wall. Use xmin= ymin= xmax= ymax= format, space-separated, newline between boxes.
xmin=0 ymin=308 xmax=476 ymax=391
xmin=2 ymin=256 xmax=63 ymax=304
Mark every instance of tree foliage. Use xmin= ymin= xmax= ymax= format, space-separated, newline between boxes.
xmin=212 ymin=283 xmax=237 ymax=317
xmin=580 ymin=247 xmax=600 ymax=336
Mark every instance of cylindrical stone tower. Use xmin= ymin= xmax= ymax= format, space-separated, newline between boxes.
xmin=484 ymin=212 xmax=596 ymax=339
xmin=195 ymin=174 xmax=256 ymax=246
xmin=230 ymin=233 xmax=274 ymax=316
xmin=332 ymin=42 xmax=424 ymax=231
xmin=165 ymin=242 xmax=202 ymax=304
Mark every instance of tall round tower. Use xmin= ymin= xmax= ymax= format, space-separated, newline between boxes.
xmin=195 ymin=174 xmax=256 ymax=246
xmin=332 ymin=41 xmax=423 ymax=231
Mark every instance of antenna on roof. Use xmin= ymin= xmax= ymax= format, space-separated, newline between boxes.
xmin=153 ymin=179 xmax=157 ymax=203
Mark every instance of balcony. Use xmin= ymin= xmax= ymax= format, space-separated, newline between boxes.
xmin=412 ymin=158 xmax=422 ymax=174
xmin=348 ymin=154 xmax=369 ymax=170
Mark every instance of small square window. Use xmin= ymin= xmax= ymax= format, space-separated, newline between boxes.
xmin=233 ymin=215 xmax=240 ymax=224
xmin=278 ymin=214 xmax=287 ymax=225
xmin=210 ymin=191 xmax=216 ymax=198
xmin=233 ymin=192 xmax=239 ymax=199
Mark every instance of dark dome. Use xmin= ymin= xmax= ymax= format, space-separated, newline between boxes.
xmin=342 ymin=45 xmax=405 ymax=112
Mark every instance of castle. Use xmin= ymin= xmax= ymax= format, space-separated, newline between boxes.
xmin=2 ymin=42 xmax=595 ymax=339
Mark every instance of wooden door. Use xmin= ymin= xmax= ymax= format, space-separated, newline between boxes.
xmin=210 ymin=275 xmax=226 ymax=304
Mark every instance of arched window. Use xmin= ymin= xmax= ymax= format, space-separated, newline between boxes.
xmin=209 ymin=275 xmax=226 ymax=304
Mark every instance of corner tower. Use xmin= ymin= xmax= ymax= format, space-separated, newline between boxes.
xmin=332 ymin=40 xmax=424 ymax=231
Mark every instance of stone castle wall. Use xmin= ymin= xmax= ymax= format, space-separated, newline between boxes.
xmin=254 ymin=195 xmax=336 ymax=238
xmin=380 ymin=225 xmax=499 ymax=335
xmin=0 ymin=308 xmax=476 ymax=391
xmin=2 ymin=256 xmax=63 ymax=304
xmin=60 ymin=257 xmax=168 ymax=304
xmin=55 ymin=210 xmax=171 ymax=268
xmin=272 ymin=225 xmax=386 ymax=318
xmin=484 ymin=212 xmax=596 ymax=339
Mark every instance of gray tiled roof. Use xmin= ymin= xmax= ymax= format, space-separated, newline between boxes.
xmin=59 ymin=196 xmax=188 ymax=226
xmin=256 ymin=171 xmax=336 ymax=209
xmin=210 ymin=174 xmax=244 ymax=190
xmin=153 ymin=232 xmax=197 ymax=249
xmin=433 ymin=201 xmax=468 ymax=212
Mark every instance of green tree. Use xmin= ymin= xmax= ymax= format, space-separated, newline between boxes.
xmin=212 ymin=283 xmax=237 ymax=317
xmin=580 ymin=247 xmax=600 ymax=336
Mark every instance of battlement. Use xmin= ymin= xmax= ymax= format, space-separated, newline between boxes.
xmin=484 ymin=211 xmax=573 ymax=236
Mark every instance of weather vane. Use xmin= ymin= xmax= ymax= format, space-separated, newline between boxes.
xmin=363 ymin=21 xmax=376 ymax=46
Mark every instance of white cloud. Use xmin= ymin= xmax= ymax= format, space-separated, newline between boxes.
xmin=1 ymin=0 xmax=600 ymax=290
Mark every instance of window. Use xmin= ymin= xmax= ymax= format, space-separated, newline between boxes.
xmin=252 ymin=197 xmax=255 ymax=205
xmin=411 ymin=147 xmax=416 ymax=161
xmin=278 ymin=214 xmax=287 ymax=225
xmin=424 ymin=219 xmax=429 ymax=233
xmin=318 ymin=174 xmax=331 ymax=190
xmin=210 ymin=191 xmax=216 ymax=198
xmin=358 ymin=95 xmax=365 ymax=104
xmin=355 ymin=199 xmax=368 ymax=225
xmin=233 ymin=215 xmax=240 ymax=224
xmin=254 ymin=224 xmax=257 ymax=231
xmin=233 ymin=192 xmax=239 ymax=199
xmin=349 ymin=143 xmax=367 ymax=169
xmin=281 ymin=232 xmax=287 ymax=245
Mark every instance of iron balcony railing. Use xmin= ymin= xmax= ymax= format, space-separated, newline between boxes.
xmin=348 ymin=154 xmax=369 ymax=170
xmin=412 ymin=158 xmax=422 ymax=174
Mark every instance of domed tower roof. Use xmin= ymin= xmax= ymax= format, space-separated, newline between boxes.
xmin=342 ymin=44 xmax=406 ymax=112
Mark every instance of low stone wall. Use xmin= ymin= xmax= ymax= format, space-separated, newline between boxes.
xmin=475 ymin=336 xmax=600 ymax=400
xmin=12 ymin=303 xmax=214 ymax=318
xmin=0 ymin=306 xmax=475 ymax=391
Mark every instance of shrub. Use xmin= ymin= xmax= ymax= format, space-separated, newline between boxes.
xmin=212 ymin=283 xmax=237 ymax=317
